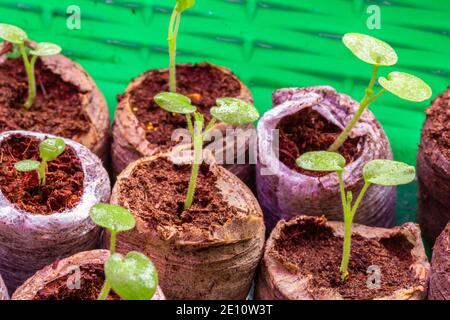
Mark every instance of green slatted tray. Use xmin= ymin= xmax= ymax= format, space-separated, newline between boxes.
xmin=1 ymin=0 xmax=449 ymax=225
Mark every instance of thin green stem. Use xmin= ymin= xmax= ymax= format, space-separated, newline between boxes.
xmin=110 ymin=231 xmax=117 ymax=255
xmin=38 ymin=160 xmax=46 ymax=186
xmin=184 ymin=122 xmax=203 ymax=210
xmin=19 ymin=44 xmax=37 ymax=110
xmin=97 ymin=281 xmax=111 ymax=300
xmin=340 ymin=215 xmax=352 ymax=282
xmin=202 ymin=117 xmax=216 ymax=140
xmin=168 ymin=8 xmax=180 ymax=92
xmin=339 ymin=180 xmax=371 ymax=282
xmin=367 ymin=64 xmax=379 ymax=93
xmin=328 ymin=65 xmax=380 ymax=152
xmin=97 ymin=230 xmax=117 ymax=300
xmin=186 ymin=114 xmax=194 ymax=137
xmin=350 ymin=182 xmax=371 ymax=219
xmin=366 ymin=89 xmax=386 ymax=105
xmin=18 ymin=42 xmax=30 ymax=68
xmin=337 ymin=171 xmax=348 ymax=214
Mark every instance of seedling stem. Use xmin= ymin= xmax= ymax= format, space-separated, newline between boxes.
xmin=328 ymin=65 xmax=385 ymax=152
xmin=184 ymin=114 xmax=204 ymax=209
xmin=168 ymin=7 xmax=181 ymax=92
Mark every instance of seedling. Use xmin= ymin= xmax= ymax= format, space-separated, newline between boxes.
xmin=327 ymin=33 xmax=432 ymax=152
xmin=297 ymin=151 xmax=415 ymax=282
xmin=89 ymin=204 xmax=158 ymax=300
xmin=0 ymin=23 xmax=61 ymax=109
xmin=167 ymin=0 xmax=195 ymax=92
xmin=14 ymin=137 xmax=65 ymax=186
xmin=154 ymin=92 xmax=259 ymax=210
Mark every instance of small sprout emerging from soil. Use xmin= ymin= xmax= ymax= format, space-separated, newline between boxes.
xmin=297 ymin=152 xmax=415 ymax=282
xmin=89 ymin=204 xmax=158 ymax=300
xmin=328 ymin=33 xmax=432 ymax=152
xmin=0 ymin=23 xmax=61 ymax=109
xmin=14 ymin=137 xmax=65 ymax=186
xmin=167 ymin=0 xmax=195 ymax=92
xmin=155 ymin=92 xmax=259 ymax=210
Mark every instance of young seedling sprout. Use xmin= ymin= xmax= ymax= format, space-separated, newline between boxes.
xmin=89 ymin=204 xmax=158 ymax=300
xmin=14 ymin=137 xmax=65 ymax=186
xmin=327 ymin=33 xmax=432 ymax=152
xmin=0 ymin=23 xmax=61 ymax=109
xmin=154 ymin=92 xmax=259 ymax=210
xmin=167 ymin=0 xmax=195 ymax=92
xmin=297 ymin=151 xmax=415 ymax=282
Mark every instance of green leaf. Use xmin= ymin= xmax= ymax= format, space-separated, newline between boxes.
xmin=363 ymin=159 xmax=415 ymax=186
xmin=154 ymin=92 xmax=196 ymax=114
xmin=0 ymin=23 xmax=27 ymax=44
xmin=210 ymin=98 xmax=259 ymax=125
xmin=379 ymin=72 xmax=432 ymax=102
xmin=89 ymin=204 xmax=136 ymax=233
xmin=342 ymin=33 xmax=397 ymax=66
xmin=176 ymin=0 xmax=195 ymax=12
xmin=30 ymin=42 xmax=61 ymax=57
xmin=105 ymin=252 xmax=158 ymax=300
xmin=296 ymin=151 xmax=346 ymax=172
xmin=39 ymin=138 xmax=65 ymax=162
xmin=14 ymin=160 xmax=40 ymax=172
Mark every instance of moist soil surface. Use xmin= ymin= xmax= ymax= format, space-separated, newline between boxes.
xmin=277 ymin=108 xmax=362 ymax=177
xmin=273 ymin=218 xmax=418 ymax=300
xmin=123 ymin=64 xmax=242 ymax=150
xmin=0 ymin=134 xmax=84 ymax=215
xmin=33 ymin=263 xmax=119 ymax=300
xmin=0 ymin=56 xmax=90 ymax=138
xmin=117 ymin=158 xmax=240 ymax=238
xmin=424 ymin=87 xmax=450 ymax=160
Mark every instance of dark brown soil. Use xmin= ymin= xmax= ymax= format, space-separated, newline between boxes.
xmin=123 ymin=64 xmax=242 ymax=150
xmin=117 ymin=158 xmax=240 ymax=237
xmin=0 ymin=56 xmax=90 ymax=138
xmin=0 ymin=134 xmax=84 ymax=215
xmin=273 ymin=218 xmax=417 ymax=300
xmin=33 ymin=263 xmax=119 ymax=300
xmin=277 ymin=108 xmax=362 ymax=177
xmin=424 ymin=86 xmax=450 ymax=160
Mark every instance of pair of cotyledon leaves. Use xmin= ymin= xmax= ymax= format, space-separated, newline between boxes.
xmin=154 ymin=92 xmax=260 ymax=125
xmin=89 ymin=204 xmax=158 ymax=301
xmin=0 ymin=23 xmax=61 ymax=57
xmin=343 ymin=33 xmax=431 ymax=102
xmin=14 ymin=138 xmax=65 ymax=172
xmin=296 ymin=151 xmax=415 ymax=186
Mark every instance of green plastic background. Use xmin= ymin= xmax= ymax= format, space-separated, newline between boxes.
xmin=1 ymin=0 xmax=449 ymax=225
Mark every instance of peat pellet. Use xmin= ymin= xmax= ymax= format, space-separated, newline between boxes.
xmin=257 ymin=86 xmax=395 ymax=231
xmin=0 ymin=274 xmax=8 ymax=300
xmin=256 ymin=215 xmax=430 ymax=300
xmin=12 ymin=250 xmax=165 ymax=300
xmin=428 ymin=223 xmax=450 ymax=300
xmin=108 ymin=152 xmax=265 ymax=300
xmin=0 ymin=42 xmax=110 ymax=163
xmin=417 ymin=87 xmax=450 ymax=245
xmin=0 ymin=130 xmax=110 ymax=293
xmin=111 ymin=63 xmax=254 ymax=185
